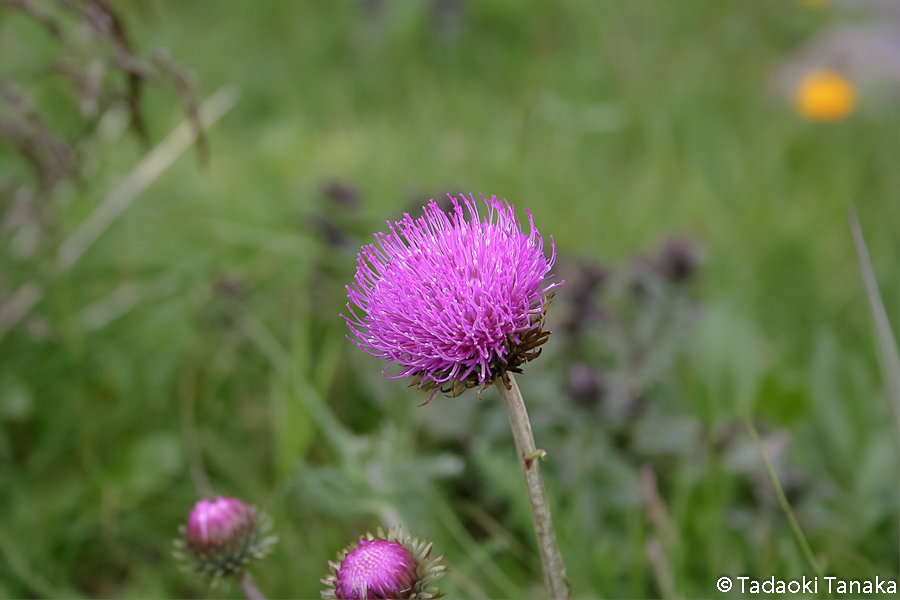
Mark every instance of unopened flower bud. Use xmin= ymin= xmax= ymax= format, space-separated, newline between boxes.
xmin=173 ymin=496 xmax=276 ymax=584
xmin=568 ymin=362 xmax=604 ymax=407
xmin=321 ymin=527 xmax=446 ymax=599
xmin=338 ymin=539 xmax=418 ymax=598
xmin=657 ymin=238 xmax=699 ymax=283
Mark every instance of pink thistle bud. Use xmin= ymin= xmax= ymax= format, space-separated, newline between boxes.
xmin=185 ymin=497 xmax=255 ymax=554
xmin=321 ymin=527 xmax=446 ymax=600
xmin=173 ymin=496 xmax=277 ymax=584
xmin=335 ymin=539 xmax=419 ymax=599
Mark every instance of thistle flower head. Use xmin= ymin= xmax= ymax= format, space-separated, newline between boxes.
xmin=185 ymin=497 xmax=254 ymax=553
xmin=173 ymin=496 xmax=277 ymax=584
xmin=321 ymin=526 xmax=447 ymax=600
xmin=335 ymin=539 xmax=418 ymax=599
xmin=344 ymin=193 xmax=561 ymax=399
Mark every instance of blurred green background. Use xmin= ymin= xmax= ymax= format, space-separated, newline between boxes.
xmin=0 ymin=1 xmax=897 ymax=598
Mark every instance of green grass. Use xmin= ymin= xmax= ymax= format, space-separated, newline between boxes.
xmin=0 ymin=1 xmax=897 ymax=598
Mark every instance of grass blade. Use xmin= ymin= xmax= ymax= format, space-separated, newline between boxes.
xmin=847 ymin=205 xmax=900 ymax=432
xmin=742 ymin=413 xmax=822 ymax=577
xmin=0 ymin=281 xmax=42 ymax=343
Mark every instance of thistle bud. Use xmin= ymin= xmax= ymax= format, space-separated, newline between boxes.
xmin=656 ymin=238 xmax=699 ymax=283
xmin=173 ymin=496 xmax=276 ymax=584
xmin=568 ymin=362 xmax=604 ymax=407
xmin=185 ymin=497 xmax=253 ymax=553
xmin=321 ymin=527 xmax=446 ymax=599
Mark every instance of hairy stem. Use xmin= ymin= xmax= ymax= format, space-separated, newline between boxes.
xmin=498 ymin=373 xmax=569 ymax=599
xmin=239 ymin=572 xmax=266 ymax=600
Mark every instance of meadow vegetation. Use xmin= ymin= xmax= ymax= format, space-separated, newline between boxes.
xmin=0 ymin=1 xmax=897 ymax=598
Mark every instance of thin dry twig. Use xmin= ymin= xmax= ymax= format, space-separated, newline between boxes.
xmin=640 ymin=465 xmax=680 ymax=599
xmin=153 ymin=50 xmax=208 ymax=165
xmin=646 ymin=539 xmax=676 ymax=600
xmin=57 ymin=85 xmax=239 ymax=268
xmin=640 ymin=465 xmax=675 ymax=548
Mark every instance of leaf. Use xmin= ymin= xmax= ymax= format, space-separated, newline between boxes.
xmin=113 ymin=432 xmax=184 ymax=506
xmin=691 ymin=302 xmax=767 ymax=419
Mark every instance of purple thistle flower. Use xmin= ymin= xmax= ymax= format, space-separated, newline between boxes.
xmin=343 ymin=193 xmax=561 ymax=398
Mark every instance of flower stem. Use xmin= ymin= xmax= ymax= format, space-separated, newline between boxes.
xmin=239 ymin=572 xmax=266 ymax=600
xmin=497 ymin=373 xmax=569 ymax=599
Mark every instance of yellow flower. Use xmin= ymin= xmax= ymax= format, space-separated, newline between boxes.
xmin=794 ymin=69 xmax=857 ymax=122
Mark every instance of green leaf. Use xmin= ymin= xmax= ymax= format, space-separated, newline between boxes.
xmin=691 ymin=302 xmax=767 ymax=420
